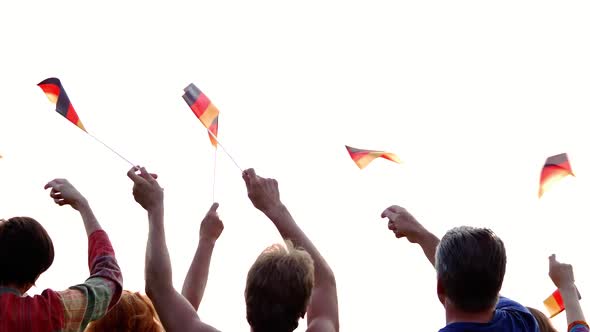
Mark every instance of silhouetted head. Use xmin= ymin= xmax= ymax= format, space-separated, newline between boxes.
xmin=0 ymin=217 xmax=54 ymax=292
xmin=245 ymin=241 xmax=315 ymax=332
xmin=85 ymin=291 xmax=163 ymax=332
xmin=435 ymin=226 xmax=506 ymax=313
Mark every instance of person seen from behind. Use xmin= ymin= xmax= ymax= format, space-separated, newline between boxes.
xmin=381 ymin=205 xmax=539 ymax=332
xmin=0 ymin=179 xmax=123 ymax=331
xmin=127 ymin=166 xmax=339 ymax=332
xmin=85 ymin=290 xmax=164 ymax=332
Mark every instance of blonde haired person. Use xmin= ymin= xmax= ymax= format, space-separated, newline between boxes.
xmin=85 ymin=290 xmax=164 ymax=332
xmin=244 ymin=240 xmax=315 ymax=331
xmin=127 ymin=166 xmax=339 ymax=332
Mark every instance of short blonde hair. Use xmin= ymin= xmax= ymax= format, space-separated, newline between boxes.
xmin=245 ymin=240 xmax=315 ymax=332
xmin=85 ymin=290 xmax=164 ymax=332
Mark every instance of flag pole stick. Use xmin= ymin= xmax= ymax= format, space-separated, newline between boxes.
xmin=86 ymin=132 xmax=135 ymax=167
xmin=212 ymin=148 xmax=217 ymax=202
xmin=206 ymin=128 xmax=242 ymax=172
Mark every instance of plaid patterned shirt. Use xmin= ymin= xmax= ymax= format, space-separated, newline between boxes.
xmin=0 ymin=230 xmax=123 ymax=332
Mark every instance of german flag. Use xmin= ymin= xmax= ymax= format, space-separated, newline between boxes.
xmin=182 ymin=83 xmax=219 ymax=148
xmin=544 ymin=287 xmax=581 ymax=318
xmin=38 ymin=78 xmax=86 ymax=132
xmin=345 ymin=145 xmax=401 ymax=169
xmin=539 ymin=153 xmax=574 ymax=198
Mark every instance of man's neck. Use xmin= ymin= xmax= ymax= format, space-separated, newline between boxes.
xmin=446 ymin=306 xmax=495 ymax=325
xmin=0 ymin=284 xmax=30 ymax=296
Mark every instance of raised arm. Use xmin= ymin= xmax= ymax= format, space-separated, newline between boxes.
xmin=182 ymin=203 xmax=224 ymax=311
xmin=381 ymin=205 xmax=439 ymax=268
xmin=242 ymin=168 xmax=339 ymax=332
xmin=127 ymin=167 xmax=219 ymax=332
xmin=548 ymin=254 xmax=588 ymax=332
xmin=44 ymin=179 xmax=123 ymax=331
xmin=45 ymin=179 xmax=102 ymax=236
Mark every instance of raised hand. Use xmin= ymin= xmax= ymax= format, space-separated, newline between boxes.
xmin=44 ymin=179 xmax=88 ymax=210
xmin=549 ymin=254 xmax=575 ymax=289
xmin=381 ymin=205 xmax=426 ymax=243
xmin=200 ymin=203 xmax=224 ymax=242
xmin=127 ymin=166 xmax=163 ymax=212
xmin=242 ymin=168 xmax=281 ymax=214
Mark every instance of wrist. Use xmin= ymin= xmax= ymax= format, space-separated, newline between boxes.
xmin=263 ymin=203 xmax=287 ymax=220
xmin=198 ymin=236 xmax=217 ymax=247
xmin=415 ymin=228 xmax=437 ymax=245
xmin=75 ymin=198 xmax=90 ymax=212
xmin=558 ymin=282 xmax=577 ymax=293
xmin=147 ymin=203 xmax=164 ymax=218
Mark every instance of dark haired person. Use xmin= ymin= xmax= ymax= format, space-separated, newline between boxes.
xmin=380 ymin=205 xmax=538 ymax=332
xmin=128 ymin=166 xmax=338 ymax=332
xmin=0 ymin=179 xmax=122 ymax=332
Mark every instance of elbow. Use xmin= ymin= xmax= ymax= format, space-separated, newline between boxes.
xmin=145 ymin=275 xmax=171 ymax=301
xmin=318 ymin=266 xmax=337 ymax=288
xmin=145 ymin=281 xmax=157 ymax=300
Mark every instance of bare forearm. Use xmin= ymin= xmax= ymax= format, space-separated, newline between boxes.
xmin=416 ymin=230 xmax=439 ymax=268
xmin=265 ymin=204 xmax=335 ymax=285
xmin=145 ymin=207 xmax=173 ymax=295
xmin=561 ymin=284 xmax=586 ymax=325
xmin=182 ymin=239 xmax=216 ymax=311
xmin=78 ymin=200 xmax=102 ymax=237
xmin=144 ymin=207 xmax=219 ymax=332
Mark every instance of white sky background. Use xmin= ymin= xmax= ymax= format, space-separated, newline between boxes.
xmin=1 ymin=1 xmax=590 ymax=330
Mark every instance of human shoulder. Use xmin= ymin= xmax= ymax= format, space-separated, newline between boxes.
xmin=0 ymin=287 xmax=62 ymax=305
xmin=495 ymin=296 xmax=528 ymax=312
xmin=494 ymin=297 xmax=538 ymax=332
xmin=306 ymin=317 xmax=337 ymax=332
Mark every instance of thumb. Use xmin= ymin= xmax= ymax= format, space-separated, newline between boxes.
xmin=140 ymin=167 xmax=155 ymax=182
xmin=382 ymin=210 xmax=399 ymax=221
xmin=242 ymin=168 xmax=258 ymax=188
xmin=210 ymin=202 xmax=219 ymax=212
xmin=244 ymin=168 xmax=257 ymax=181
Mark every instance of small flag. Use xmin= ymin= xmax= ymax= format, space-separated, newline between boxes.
xmin=38 ymin=78 xmax=86 ymax=132
xmin=345 ymin=145 xmax=401 ymax=169
xmin=539 ymin=153 xmax=574 ymax=198
xmin=544 ymin=287 xmax=581 ymax=318
xmin=182 ymin=83 xmax=219 ymax=147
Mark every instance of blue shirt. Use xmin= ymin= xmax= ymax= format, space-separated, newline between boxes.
xmin=439 ymin=297 xmax=539 ymax=332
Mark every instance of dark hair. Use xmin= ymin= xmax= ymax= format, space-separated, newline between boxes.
xmin=435 ymin=226 xmax=506 ymax=312
xmin=0 ymin=217 xmax=55 ymax=287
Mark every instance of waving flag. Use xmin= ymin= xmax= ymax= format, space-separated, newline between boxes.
xmin=345 ymin=145 xmax=401 ymax=169
xmin=544 ymin=288 xmax=581 ymax=318
xmin=38 ymin=78 xmax=86 ymax=132
xmin=37 ymin=77 xmax=135 ymax=166
xmin=182 ymin=83 xmax=219 ymax=147
xmin=539 ymin=153 xmax=574 ymax=198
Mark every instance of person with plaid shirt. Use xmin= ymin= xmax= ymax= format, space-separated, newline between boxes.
xmin=0 ymin=178 xmax=123 ymax=332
